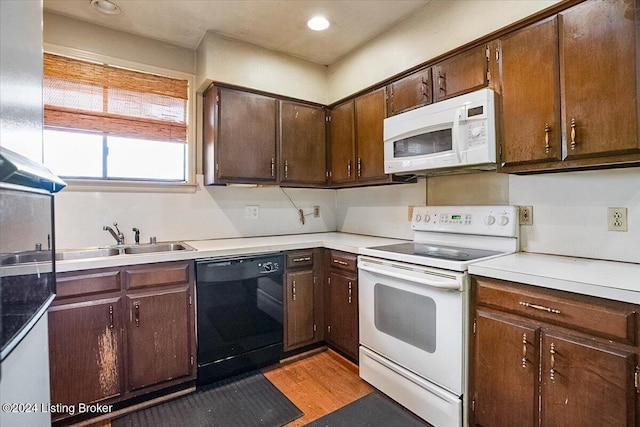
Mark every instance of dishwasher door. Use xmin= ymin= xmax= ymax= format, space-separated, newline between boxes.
xmin=196 ymin=253 xmax=284 ymax=385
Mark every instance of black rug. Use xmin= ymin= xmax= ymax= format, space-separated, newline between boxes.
xmin=305 ymin=392 xmax=429 ymax=427
xmin=112 ymin=371 xmax=303 ymax=427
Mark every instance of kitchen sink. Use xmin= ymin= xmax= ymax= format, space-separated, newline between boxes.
xmin=123 ymin=242 xmax=194 ymax=255
xmin=56 ymin=248 xmax=121 ymax=260
xmin=0 ymin=250 xmax=54 ymax=266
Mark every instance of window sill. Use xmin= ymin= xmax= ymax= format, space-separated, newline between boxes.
xmin=61 ymin=179 xmax=198 ymax=194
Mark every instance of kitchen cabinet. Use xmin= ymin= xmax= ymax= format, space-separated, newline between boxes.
xmin=355 ymin=88 xmax=387 ymax=183
xmin=470 ymin=276 xmax=639 ymax=427
xmin=280 ymin=101 xmax=327 ymax=186
xmin=499 ymin=0 xmax=640 ymax=173
xmin=328 ymin=99 xmax=356 ymax=185
xmin=284 ymin=249 xmax=323 ymax=351
xmin=387 ymin=67 xmax=432 ymax=116
xmin=432 ymin=45 xmax=489 ymax=103
xmin=48 ymin=261 xmax=196 ymax=422
xmin=203 ymin=86 xmax=278 ymax=185
xmin=324 ymin=250 xmax=359 ymax=361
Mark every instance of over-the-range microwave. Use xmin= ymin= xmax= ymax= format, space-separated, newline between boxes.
xmin=383 ymin=88 xmax=497 ymax=175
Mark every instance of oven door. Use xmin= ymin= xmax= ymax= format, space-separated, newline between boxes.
xmin=358 ymin=256 xmax=466 ymax=396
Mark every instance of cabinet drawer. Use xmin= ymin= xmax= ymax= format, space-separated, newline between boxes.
xmin=475 ymin=278 xmax=637 ymax=346
xmin=286 ymin=250 xmax=314 ymax=269
xmin=56 ymin=269 xmax=121 ymax=299
xmin=329 ymin=251 xmax=357 ymax=273
xmin=125 ymin=262 xmax=191 ymax=290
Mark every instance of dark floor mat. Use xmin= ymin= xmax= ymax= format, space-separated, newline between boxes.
xmin=304 ymin=392 xmax=429 ymax=427
xmin=112 ymin=371 xmax=303 ymax=427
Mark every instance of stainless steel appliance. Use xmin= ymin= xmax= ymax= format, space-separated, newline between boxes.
xmin=196 ymin=253 xmax=284 ymax=386
xmin=358 ymin=205 xmax=519 ymax=427
xmin=383 ymin=88 xmax=497 ymax=175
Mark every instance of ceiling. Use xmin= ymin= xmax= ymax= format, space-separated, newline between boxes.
xmin=43 ymin=0 xmax=430 ymax=65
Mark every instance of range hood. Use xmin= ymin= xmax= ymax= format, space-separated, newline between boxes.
xmin=0 ymin=146 xmax=66 ymax=193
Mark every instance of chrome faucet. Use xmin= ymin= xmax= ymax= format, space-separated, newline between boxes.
xmin=103 ymin=222 xmax=125 ymax=245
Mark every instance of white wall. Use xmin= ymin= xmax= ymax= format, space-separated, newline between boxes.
xmin=327 ymin=0 xmax=560 ymax=102
xmin=510 ymin=168 xmax=640 ymax=264
xmin=196 ymin=32 xmax=328 ymax=103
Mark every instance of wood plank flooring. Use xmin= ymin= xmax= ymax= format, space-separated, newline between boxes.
xmin=88 ymin=348 xmax=373 ymax=427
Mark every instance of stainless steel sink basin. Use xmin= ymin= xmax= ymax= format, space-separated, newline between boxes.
xmin=56 ymin=248 xmax=121 ymax=260
xmin=123 ymin=242 xmax=194 ymax=255
xmin=0 ymin=251 xmax=54 ymax=266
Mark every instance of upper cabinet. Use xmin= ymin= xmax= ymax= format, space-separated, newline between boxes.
xmin=432 ymin=45 xmax=489 ymax=103
xmin=355 ymin=88 xmax=388 ymax=183
xmin=280 ymin=101 xmax=327 ymax=186
xmin=328 ymin=99 xmax=356 ymax=185
xmin=499 ymin=0 xmax=640 ymax=173
xmin=387 ymin=67 xmax=432 ymax=116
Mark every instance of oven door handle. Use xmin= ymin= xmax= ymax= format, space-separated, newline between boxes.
xmin=359 ymin=262 xmax=462 ymax=291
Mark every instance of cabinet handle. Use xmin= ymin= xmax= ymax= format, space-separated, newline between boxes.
xmin=348 ymin=281 xmax=352 ymax=304
xmin=109 ymin=305 xmax=114 ymax=330
xmin=292 ymin=280 xmax=296 ymax=301
xmin=347 ymin=160 xmax=352 ymax=178
xmin=570 ymin=118 xmax=577 ymax=150
xmin=357 ymin=158 xmax=362 ymax=177
xmin=292 ymin=256 xmax=311 ymax=262
xmin=271 ymin=158 xmax=275 ymax=177
xmin=333 ymin=259 xmax=348 ymax=266
xmin=284 ymin=160 xmax=289 ymax=179
xmin=134 ymin=301 xmax=140 ymax=327
xmin=549 ymin=342 xmax=556 ymax=381
xmin=519 ymin=301 xmax=561 ymax=314
xmin=521 ymin=333 xmax=527 ymax=368
xmin=544 ymin=123 xmax=551 ymax=154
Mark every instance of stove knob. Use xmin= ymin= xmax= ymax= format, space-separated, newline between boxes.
xmin=415 ymin=214 xmax=422 ymax=222
xmin=264 ymin=262 xmax=272 ymax=272
xmin=484 ymin=215 xmax=496 ymax=225
xmin=423 ymin=214 xmax=431 ymax=222
xmin=498 ymin=215 xmax=509 ymax=226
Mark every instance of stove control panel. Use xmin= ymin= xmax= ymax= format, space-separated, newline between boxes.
xmin=412 ymin=205 xmax=519 ymax=237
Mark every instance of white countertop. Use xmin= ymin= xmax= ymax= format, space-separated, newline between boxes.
xmin=469 ymin=252 xmax=640 ymax=304
xmin=55 ymin=232 xmax=408 ymax=273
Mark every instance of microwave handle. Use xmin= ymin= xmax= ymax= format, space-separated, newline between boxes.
xmin=452 ymin=108 xmax=463 ymax=162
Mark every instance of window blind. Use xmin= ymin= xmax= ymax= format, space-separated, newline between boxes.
xmin=43 ymin=53 xmax=188 ymax=143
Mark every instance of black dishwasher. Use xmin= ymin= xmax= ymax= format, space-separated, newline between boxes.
xmin=196 ymin=253 xmax=284 ymax=386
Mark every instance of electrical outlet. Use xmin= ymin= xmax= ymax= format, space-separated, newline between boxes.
xmin=245 ymin=205 xmax=259 ymax=220
xmin=313 ymin=206 xmax=320 ymax=217
xmin=519 ymin=206 xmax=533 ymax=226
xmin=608 ymin=207 xmax=628 ymax=231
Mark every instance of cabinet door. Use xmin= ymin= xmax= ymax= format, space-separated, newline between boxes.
xmin=355 ymin=88 xmax=387 ymax=182
xmin=560 ymin=0 xmax=640 ymax=162
xmin=500 ymin=17 xmax=562 ymax=169
xmin=127 ymin=286 xmax=192 ymax=391
xmin=285 ymin=270 xmax=315 ymax=350
xmin=387 ymin=68 xmax=432 ymax=116
xmin=216 ymin=87 xmax=278 ymax=183
xmin=327 ymin=271 xmax=358 ymax=360
xmin=329 ymin=100 xmax=356 ymax=184
xmin=472 ymin=310 xmax=538 ymax=427
xmin=433 ymin=45 xmax=488 ymax=102
xmin=540 ymin=330 xmax=636 ymax=427
xmin=280 ymin=101 xmax=326 ymax=186
xmin=48 ymin=298 xmax=123 ymax=411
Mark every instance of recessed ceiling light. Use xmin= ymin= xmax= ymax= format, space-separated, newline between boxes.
xmin=307 ymin=16 xmax=330 ymax=31
xmin=90 ymin=0 xmax=121 ymax=15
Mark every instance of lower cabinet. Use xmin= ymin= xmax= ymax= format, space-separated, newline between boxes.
xmin=48 ymin=261 xmax=196 ymax=422
xmin=471 ymin=276 xmax=639 ymax=427
xmin=324 ymin=250 xmax=359 ymax=361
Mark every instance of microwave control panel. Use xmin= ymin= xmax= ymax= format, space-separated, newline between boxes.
xmin=466 ymin=121 xmax=488 ymax=147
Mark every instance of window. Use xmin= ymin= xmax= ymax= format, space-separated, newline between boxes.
xmin=42 ymin=53 xmax=189 ymax=183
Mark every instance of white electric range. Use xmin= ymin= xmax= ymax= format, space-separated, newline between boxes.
xmin=358 ymin=205 xmax=519 ymax=427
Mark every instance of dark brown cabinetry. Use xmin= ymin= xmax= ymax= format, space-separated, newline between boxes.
xmin=470 ymin=276 xmax=639 ymax=427
xmin=499 ymin=0 xmax=640 ymax=173
xmin=387 ymin=67 xmax=432 ymax=116
xmin=280 ymin=101 xmax=327 ymax=186
xmin=328 ymin=100 xmax=356 ymax=185
xmin=324 ymin=250 xmax=359 ymax=361
xmin=355 ymin=88 xmax=388 ymax=183
xmin=48 ymin=261 xmax=196 ymax=421
xmin=432 ymin=45 xmax=489 ymax=103
xmin=284 ymin=249 xmax=323 ymax=351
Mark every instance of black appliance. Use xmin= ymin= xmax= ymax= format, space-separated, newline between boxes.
xmin=196 ymin=252 xmax=284 ymax=386
xmin=0 ymin=146 xmax=66 ymax=360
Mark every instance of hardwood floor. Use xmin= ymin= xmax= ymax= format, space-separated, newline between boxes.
xmin=87 ymin=348 xmax=373 ymax=427
xmin=263 ymin=349 xmax=374 ymax=426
